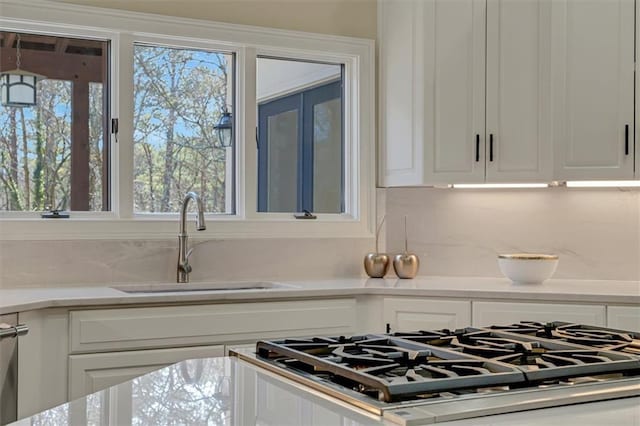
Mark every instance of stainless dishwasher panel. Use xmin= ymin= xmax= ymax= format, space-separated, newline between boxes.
xmin=0 ymin=314 xmax=28 ymax=425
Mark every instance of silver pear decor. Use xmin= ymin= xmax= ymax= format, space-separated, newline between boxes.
xmin=393 ymin=216 xmax=420 ymax=279
xmin=364 ymin=215 xmax=390 ymax=278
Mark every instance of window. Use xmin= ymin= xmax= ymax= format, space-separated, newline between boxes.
xmin=133 ymin=44 xmax=234 ymax=214
xmin=0 ymin=31 xmax=110 ymax=212
xmin=0 ymin=2 xmax=374 ymax=240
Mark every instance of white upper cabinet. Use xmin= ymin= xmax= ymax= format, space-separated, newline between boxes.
xmin=380 ymin=0 xmax=552 ymax=186
xmin=485 ymin=0 xmax=553 ymax=182
xmin=551 ymin=0 xmax=635 ymax=181
xmin=380 ymin=0 xmax=637 ymax=186
xmin=378 ymin=0 xmax=424 ymax=186
xmin=422 ymin=0 xmax=487 ymax=184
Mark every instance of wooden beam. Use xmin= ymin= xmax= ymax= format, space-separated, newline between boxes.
xmin=0 ymin=48 xmax=104 ymax=82
xmin=63 ymin=38 xmax=105 ymax=50
xmin=2 ymin=33 xmax=15 ymax=49
xmin=55 ymin=38 xmax=69 ymax=54
xmin=70 ymin=81 xmax=90 ymax=211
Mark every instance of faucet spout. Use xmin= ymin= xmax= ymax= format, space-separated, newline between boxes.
xmin=180 ymin=191 xmax=207 ymax=235
xmin=177 ymin=192 xmax=206 ymax=283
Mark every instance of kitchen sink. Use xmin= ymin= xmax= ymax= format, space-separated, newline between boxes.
xmin=111 ymin=281 xmax=295 ymax=294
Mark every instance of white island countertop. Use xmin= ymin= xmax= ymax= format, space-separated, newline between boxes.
xmin=1 ymin=276 xmax=639 ymax=315
xmin=10 ymin=356 xmax=640 ymax=426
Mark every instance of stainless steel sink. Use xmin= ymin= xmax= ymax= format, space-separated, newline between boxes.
xmin=111 ymin=281 xmax=295 ymax=294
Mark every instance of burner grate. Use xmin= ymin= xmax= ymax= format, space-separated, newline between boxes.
xmin=396 ymin=329 xmax=640 ymax=382
xmin=488 ymin=321 xmax=640 ymax=356
xmin=257 ymin=335 xmax=525 ymax=402
xmin=253 ymin=324 xmax=640 ymax=404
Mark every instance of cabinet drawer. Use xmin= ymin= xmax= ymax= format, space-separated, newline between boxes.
xmin=383 ymin=298 xmax=471 ymax=332
xmin=69 ymin=299 xmax=356 ymax=353
xmin=472 ymin=301 xmax=606 ymax=327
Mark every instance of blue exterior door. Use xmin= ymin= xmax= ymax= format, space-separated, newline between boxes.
xmin=258 ymin=80 xmax=343 ymax=213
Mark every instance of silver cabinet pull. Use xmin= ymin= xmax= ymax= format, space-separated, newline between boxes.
xmin=0 ymin=323 xmax=28 ymax=339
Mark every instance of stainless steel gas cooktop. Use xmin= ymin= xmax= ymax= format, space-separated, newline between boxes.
xmin=231 ymin=322 xmax=640 ymax=425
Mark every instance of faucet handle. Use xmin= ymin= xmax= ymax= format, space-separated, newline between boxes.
xmin=185 ymin=248 xmax=194 ymax=261
xmin=179 ymin=260 xmax=192 ymax=274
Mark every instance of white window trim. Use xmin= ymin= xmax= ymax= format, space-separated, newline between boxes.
xmin=0 ymin=0 xmax=376 ymax=241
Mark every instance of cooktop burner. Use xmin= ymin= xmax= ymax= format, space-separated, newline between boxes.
xmin=255 ymin=325 xmax=640 ymax=403
xmin=231 ymin=322 xmax=640 ymax=424
xmin=257 ymin=335 xmax=524 ymax=402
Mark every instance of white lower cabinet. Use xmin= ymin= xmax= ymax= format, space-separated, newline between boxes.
xmin=68 ymin=345 xmax=225 ymax=400
xmin=472 ymin=301 xmax=606 ymax=327
xmin=607 ymin=306 xmax=640 ymax=332
xmin=383 ymin=298 xmax=471 ymax=332
xmin=19 ymin=295 xmax=637 ymax=420
xmin=69 ymin=299 xmax=356 ymax=353
xmin=66 ymin=299 xmax=357 ymax=400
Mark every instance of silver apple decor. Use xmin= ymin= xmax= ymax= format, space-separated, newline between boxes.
xmin=393 ymin=216 xmax=420 ymax=279
xmin=364 ymin=215 xmax=390 ymax=278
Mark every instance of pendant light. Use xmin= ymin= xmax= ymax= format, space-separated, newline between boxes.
xmin=1 ymin=34 xmax=45 ymax=107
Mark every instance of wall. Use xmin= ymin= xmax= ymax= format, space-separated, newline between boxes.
xmin=384 ymin=187 xmax=640 ymax=281
xmin=54 ymin=0 xmax=377 ymax=39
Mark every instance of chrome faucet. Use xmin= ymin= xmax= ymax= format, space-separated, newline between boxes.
xmin=177 ymin=191 xmax=206 ymax=283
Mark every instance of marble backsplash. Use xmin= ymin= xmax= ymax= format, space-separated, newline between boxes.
xmin=0 ymin=237 xmax=373 ymax=288
xmin=1 ymin=187 xmax=638 ymax=288
xmin=384 ymin=187 xmax=640 ymax=281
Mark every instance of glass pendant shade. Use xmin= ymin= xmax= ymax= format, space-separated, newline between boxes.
xmin=0 ymin=70 xmax=41 ymax=107
xmin=214 ymin=111 xmax=233 ymax=148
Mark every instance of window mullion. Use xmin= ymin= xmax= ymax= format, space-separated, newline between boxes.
xmin=115 ymin=33 xmax=135 ymax=219
xmin=241 ymin=47 xmax=258 ymax=219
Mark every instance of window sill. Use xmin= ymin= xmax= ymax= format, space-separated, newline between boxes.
xmin=0 ymin=216 xmax=373 ymax=240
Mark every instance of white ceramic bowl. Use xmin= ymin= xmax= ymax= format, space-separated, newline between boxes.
xmin=498 ymin=254 xmax=559 ymax=284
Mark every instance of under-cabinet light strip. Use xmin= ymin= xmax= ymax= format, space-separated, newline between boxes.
xmin=565 ymin=181 xmax=640 ymax=188
xmin=451 ymin=183 xmax=549 ymax=189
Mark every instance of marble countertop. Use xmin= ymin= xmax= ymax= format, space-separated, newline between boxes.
xmin=12 ymin=356 xmax=640 ymax=426
xmin=1 ymin=276 xmax=639 ymax=315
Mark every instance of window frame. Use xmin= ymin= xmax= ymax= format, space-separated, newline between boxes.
xmin=0 ymin=0 xmax=375 ymax=241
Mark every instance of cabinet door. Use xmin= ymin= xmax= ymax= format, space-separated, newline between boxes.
xmin=383 ymin=298 xmax=471 ymax=332
xmin=379 ymin=0 xmax=424 ymax=186
xmin=551 ymin=0 xmax=634 ymax=180
xmin=423 ymin=0 xmax=486 ymax=184
xmin=607 ymin=306 xmax=640 ymax=332
xmin=379 ymin=0 xmax=486 ymax=186
xmin=68 ymin=345 xmax=224 ymax=400
xmin=485 ymin=0 xmax=552 ymax=182
xmin=472 ymin=301 xmax=606 ymax=327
